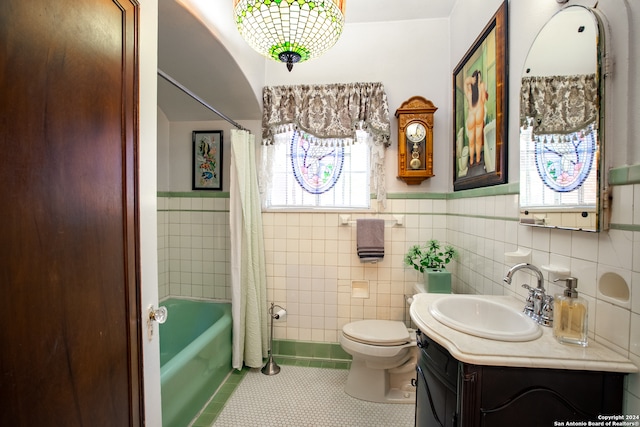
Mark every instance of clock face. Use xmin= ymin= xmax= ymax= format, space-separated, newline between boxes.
xmin=406 ymin=122 xmax=426 ymax=143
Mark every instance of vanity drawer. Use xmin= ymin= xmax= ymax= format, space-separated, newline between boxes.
xmin=417 ymin=330 xmax=458 ymax=391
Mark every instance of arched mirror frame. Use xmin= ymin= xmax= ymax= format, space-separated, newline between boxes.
xmin=518 ymin=5 xmax=608 ymax=232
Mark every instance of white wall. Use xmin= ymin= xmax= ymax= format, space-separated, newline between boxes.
xmin=163 ymin=119 xmax=261 ymax=192
xmin=140 ymin=0 xmax=161 ymax=425
xmin=264 ymin=18 xmax=453 ymax=193
xmin=181 ymin=0 xmax=268 ymax=108
xmin=157 ymin=107 xmax=170 ymax=191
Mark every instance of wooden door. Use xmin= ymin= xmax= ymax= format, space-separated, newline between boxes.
xmin=0 ymin=0 xmax=143 ymax=425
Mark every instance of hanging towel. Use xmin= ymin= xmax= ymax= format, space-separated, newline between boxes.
xmin=356 ymin=218 xmax=385 ymax=260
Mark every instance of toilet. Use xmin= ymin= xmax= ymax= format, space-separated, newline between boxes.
xmin=483 ymin=119 xmax=497 ymax=172
xmin=339 ymin=320 xmax=417 ymax=403
xmin=339 ymin=282 xmax=447 ymax=403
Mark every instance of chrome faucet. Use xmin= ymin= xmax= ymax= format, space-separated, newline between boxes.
xmin=503 ymin=263 xmax=553 ymax=327
xmin=504 ymin=263 xmax=544 ymax=288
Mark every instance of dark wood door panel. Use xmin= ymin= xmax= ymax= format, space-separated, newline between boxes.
xmin=0 ymin=0 xmax=142 ymax=425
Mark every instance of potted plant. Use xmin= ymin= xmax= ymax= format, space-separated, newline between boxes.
xmin=404 ymin=239 xmax=457 ymax=293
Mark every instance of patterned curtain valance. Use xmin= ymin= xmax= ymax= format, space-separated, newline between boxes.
xmin=262 ymin=82 xmax=391 ymax=147
xmin=520 ymin=74 xmax=598 ymax=134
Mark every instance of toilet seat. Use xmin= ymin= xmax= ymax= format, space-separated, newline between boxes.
xmin=342 ymin=320 xmax=410 ymax=346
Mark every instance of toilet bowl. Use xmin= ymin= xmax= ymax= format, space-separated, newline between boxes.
xmin=339 ymin=319 xmax=417 ymax=404
xmin=483 ymin=119 xmax=496 ymax=172
xmin=458 ymin=146 xmax=469 ymax=177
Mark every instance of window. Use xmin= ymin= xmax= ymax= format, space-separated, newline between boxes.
xmin=519 ymin=74 xmax=599 ymax=211
xmin=264 ymin=130 xmax=371 ymax=209
xmin=260 ymin=82 xmax=391 ymax=209
xmin=519 ymin=122 xmax=598 ymax=210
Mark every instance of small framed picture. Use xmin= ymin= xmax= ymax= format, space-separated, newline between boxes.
xmin=452 ymin=1 xmax=508 ymax=191
xmin=192 ymin=130 xmax=223 ymax=190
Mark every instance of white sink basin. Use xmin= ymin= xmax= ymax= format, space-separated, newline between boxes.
xmin=429 ymin=296 xmax=542 ymax=342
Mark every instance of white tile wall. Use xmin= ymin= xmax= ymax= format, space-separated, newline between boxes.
xmin=157 ymin=182 xmax=640 ymax=414
xmin=157 ymin=196 xmax=231 ymax=301
xmin=157 ymin=197 xmax=169 ymax=298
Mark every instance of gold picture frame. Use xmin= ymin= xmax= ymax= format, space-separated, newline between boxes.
xmin=453 ymin=1 xmax=508 ymax=191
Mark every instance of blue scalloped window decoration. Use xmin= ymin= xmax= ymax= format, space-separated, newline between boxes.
xmin=290 ymin=132 xmax=345 ymax=195
xmin=535 ymin=126 xmax=597 ymax=193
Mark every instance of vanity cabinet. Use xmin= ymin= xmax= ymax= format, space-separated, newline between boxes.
xmin=415 ymin=330 xmax=625 ymax=427
xmin=415 ymin=335 xmax=458 ymax=426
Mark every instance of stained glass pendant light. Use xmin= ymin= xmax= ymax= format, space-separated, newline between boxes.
xmin=233 ymin=0 xmax=347 ymax=71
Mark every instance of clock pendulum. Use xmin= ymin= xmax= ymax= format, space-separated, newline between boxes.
xmin=410 ymin=142 xmax=422 ymax=169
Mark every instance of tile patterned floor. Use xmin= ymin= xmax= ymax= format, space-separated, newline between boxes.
xmin=208 ymin=365 xmax=414 ymax=427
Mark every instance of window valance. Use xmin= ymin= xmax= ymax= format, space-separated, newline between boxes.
xmin=520 ymin=74 xmax=597 ymax=134
xmin=260 ymin=82 xmax=391 ymax=209
xmin=262 ymin=82 xmax=391 ymax=147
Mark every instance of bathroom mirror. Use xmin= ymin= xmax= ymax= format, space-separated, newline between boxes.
xmin=519 ymin=6 xmax=606 ymax=232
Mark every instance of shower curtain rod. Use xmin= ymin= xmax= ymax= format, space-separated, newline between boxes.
xmin=157 ymin=69 xmax=250 ymax=133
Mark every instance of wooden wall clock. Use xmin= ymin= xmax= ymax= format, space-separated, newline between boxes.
xmin=395 ymin=96 xmax=437 ymax=185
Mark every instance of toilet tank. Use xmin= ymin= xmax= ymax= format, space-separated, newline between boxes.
xmin=413 ymin=283 xmax=427 ymax=294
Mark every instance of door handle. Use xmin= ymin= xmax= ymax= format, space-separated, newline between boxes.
xmin=148 ymin=305 xmax=168 ymax=324
xmin=146 ymin=305 xmax=168 ymax=341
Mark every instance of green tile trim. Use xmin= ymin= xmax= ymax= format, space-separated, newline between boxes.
xmin=385 ymin=183 xmax=518 ymax=201
xmin=276 ymin=356 xmax=351 ymax=370
xmin=273 ymin=339 xmax=352 ymax=362
xmin=609 ymin=223 xmax=640 ymax=232
xmin=446 ymin=182 xmax=520 ymax=199
xmin=386 ymin=192 xmax=447 ymax=200
xmin=330 ymin=343 xmax=352 ymax=360
xmin=158 ymin=208 xmax=229 ymax=213
xmin=609 ymin=164 xmax=640 ymax=185
xmin=191 ymin=412 xmax=216 ymax=426
xmin=158 ymin=172 xmax=639 ymax=227
xmin=192 ymin=367 xmax=249 ymax=426
xmin=629 ymin=164 xmax=640 ymax=183
xmin=609 ymin=168 xmax=628 ymax=185
xmin=447 ymin=212 xmax=520 ymax=222
xmin=158 ymin=191 xmax=230 ymax=198
xmin=158 ymin=167 xmax=639 ymax=202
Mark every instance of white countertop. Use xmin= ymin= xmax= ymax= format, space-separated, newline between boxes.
xmin=410 ymin=293 xmax=638 ymax=373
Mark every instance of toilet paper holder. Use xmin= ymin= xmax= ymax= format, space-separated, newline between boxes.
xmin=262 ymin=302 xmax=286 ymax=376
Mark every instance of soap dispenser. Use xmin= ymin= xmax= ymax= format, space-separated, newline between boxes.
xmin=553 ymin=277 xmax=588 ymax=347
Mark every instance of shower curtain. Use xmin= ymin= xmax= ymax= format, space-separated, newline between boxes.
xmin=230 ymin=129 xmax=268 ymax=370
